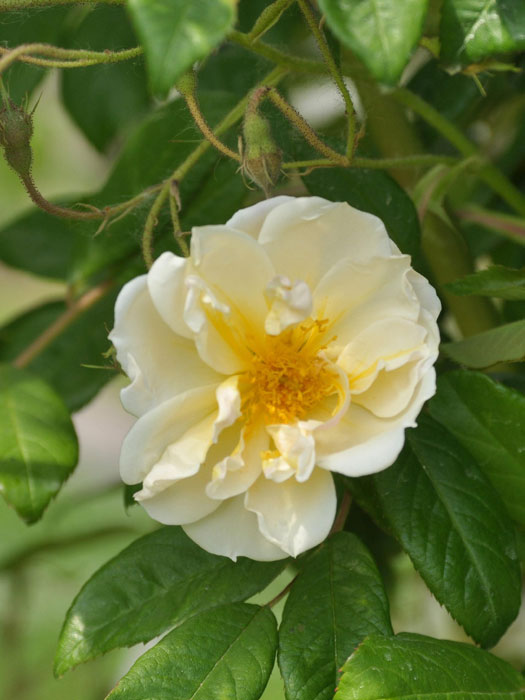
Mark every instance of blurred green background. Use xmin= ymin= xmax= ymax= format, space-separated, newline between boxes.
xmin=1 ymin=72 xmax=524 ymax=700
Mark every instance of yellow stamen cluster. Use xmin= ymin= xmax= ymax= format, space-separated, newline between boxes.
xmin=245 ymin=319 xmax=337 ymax=424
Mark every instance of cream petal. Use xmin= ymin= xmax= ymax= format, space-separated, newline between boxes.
xmin=139 ymin=413 xmax=217 ymax=496
xmin=408 ymin=268 xmax=441 ymax=322
xmin=265 ymin=423 xmax=316 ymax=483
xmin=184 ymin=495 xmax=289 ymax=561
xmin=213 ymin=376 xmax=242 ymax=442
xmin=191 ymin=225 xmax=275 ymax=331
xmin=136 ymin=465 xmax=219 ymax=526
xmin=147 ymin=251 xmax=193 ymax=338
xmin=206 ymin=425 xmax=267 ymax=500
xmin=314 ymin=256 xmax=420 ymax=346
xmin=109 ymin=276 xmax=221 ymax=416
xmin=246 ymin=468 xmax=336 ymax=557
xmin=226 ymin=195 xmax=295 ymax=239
xmin=354 ymin=359 xmax=428 ymax=418
xmin=260 ymin=198 xmax=394 ymax=289
xmin=316 ymin=368 xmax=437 ymax=476
xmin=119 ymin=385 xmax=218 ymax=484
xmin=183 ymin=274 xmax=245 ymax=375
xmin=264 ymin=275 xmax=313 ymax=336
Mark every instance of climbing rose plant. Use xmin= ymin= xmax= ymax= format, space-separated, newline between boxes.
xmin=0 ymin=1 xmax=524 ymax=699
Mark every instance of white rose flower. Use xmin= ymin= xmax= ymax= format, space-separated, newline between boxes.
xmin=110 ymin=196 xmax=440 ymax=561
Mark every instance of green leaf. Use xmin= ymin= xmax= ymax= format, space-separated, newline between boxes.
xmin=318 ymin=0 xmax=429 ymax=85
xmin=441 ymin=319 xmax=525 ymax=368
xmin=127 ymin=0 xmax=237 ymax=96
xmin=446 ymin=265 xmax=525 ymax=300
xmin=373 ymin=416 xmax=520 ymax=647
xmin=0 ymin=364 xmax=78 ymax=524
xmin=54 ymin=527 xmax=285 ymax=676
xmin=61 ymin=6 xmax=151 ymax=152
xmin=0 ymin=7 xmax=70 ymax=101
xmin=429 ymin=370 xmax=525 ymax=525
xmin=300 ymin=167 xmax=420 ymax=258
xmin=335 ymin=633 xmax=525 ymax=699
xmin=279 ymin=532 xmax=392 ymax=700
xmin=497 ymin=0 xmax=525 ymax=42
xmin=0 ymin=208 xmax=80 ymax=281
xmin=107 ymin=603 xmax=277 ymax=700
xmin=0 ymin=291 xmax=118 ymax=412
xmin=440 ymin=0 xmax=525 ymax=68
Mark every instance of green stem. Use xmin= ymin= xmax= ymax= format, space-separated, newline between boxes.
xmin=395 ymin=87 xmax=525 ymax=218
xmin=229 ymin=29 xmax=326 ymax=75
xmin=267 ymin=87 xmax=348 ymax=166
xmin=182 ymin=92 xmax=241 ymax=162
xmin=0 ymin=44 xmax=142 ymax=69
xmin=0 ymin=0 xmax=123 ymax=7
xmin=0 ymin=43 xmax=142 ymax=75
xmin=142 ymin=183 xmax=170 ymax=269
xmin=282 ymin=154 xmax=459 ymax=170
xmin=297 ymin=0 xmax=356 ymax=158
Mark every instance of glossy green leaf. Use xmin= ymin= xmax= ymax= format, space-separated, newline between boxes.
xmin=446 ymin=265 xmax=525 ymax=300
xmin=301 ymin=167 xmax=420 ymax=258
xmin=279 ymin=532 xmax=392 ymax=700
xmin=441 ymin=319 xmax=525 ymax=367
xmin=429 ymin=370 xmax=525 ymax=525
xmin=0 ymin=208 xmax=79 ymax=281
xmin=107 ymin=603 xmax=277 ymax=700
xmin=54 ymin=527 xmax=284 ymax=676
xmin=0 ymin=364 xmax=78 ymax=524
xmin=61 ymin=6 xmax=151 ymax=152
xmin=318 ymin=0 xmax=428 ymax=85
xmin=373 ymin=416 xmax=520 ymax=647
xmin=0 ymin=291 xmax=118 ymax=412
xmin=335 ymin=633 xmax=525 ymax=699
xmin=440 ymin=0 xmax=525 ymax=68
xmin=127 ymin=0 xmax=237 ymax=96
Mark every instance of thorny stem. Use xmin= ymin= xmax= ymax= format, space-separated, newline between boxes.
xmin=394 ymin=87 xmax=525 ymax=218
xmin=266 ymin=87 xmax=348 ymax=166
xmin=229 ymin=30 xmax=327 ymax=76
xmin=297 ymin=0 xmax=357 ymax=158
xmin=330 ymin=490 xmax=352 ymax=535
xmin=142 ymin=183 xmax=170 ymax=269
xmin=13 ymin=279 xmax=114 ymax=369
xmin=0 ymin=0 xmax=123 ymax=7
xmin=168 ymin=181 xmax=190 ymax=257
xmin=282 ymin=154 xmax=460 ymax=171
xmin=0 ymin=43 xmax=142 ymax=75
xmin=182 ymin=92 xmax=241 ymax=162
xmin=22 ymin=175 xmax=104 ymax=220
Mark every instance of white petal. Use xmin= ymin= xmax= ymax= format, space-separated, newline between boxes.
xmin=314 ymin=256 xmax=420 ymax=346
xmin=190 ymin=225 xmax=275 ymax=332
xmin=265 ymin=423 xmax=316 ymax=483
xmin=226 ymin=195 xmax=295 ymax=239
xmin=408 ymin=268 xmax=441 ymax=322
xmin=354 ymin=359 xmax=427 ymax=418
xmin=260 ymin=198 xmax=394 ymax=289
xmin=246 ymin=468 xmax=336 ymax=557
xmin=316 ymin=368 xmax=437 ymax=477
xmin=213 ymin=375 xmax=242 ymax=442
xmin=136 ymin=465 xmax=219 ymax=525
xmin=119 ymin=385 xmax=218 ymax=484
xmin=184 ymin=495 xmax=289 ymax=561
xmin=147 ymin=251 xmax=193 ymax=338
xmin=206 ymin=424 xmax=266 ymax=500
xmin=109 ymin=276 xmax=221 ymax=416
xmin=264 ymin=275 xmax=313 ymax=336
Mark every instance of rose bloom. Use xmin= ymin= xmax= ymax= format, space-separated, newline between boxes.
xmin=110 ymin=196 xmax=440 ymax=561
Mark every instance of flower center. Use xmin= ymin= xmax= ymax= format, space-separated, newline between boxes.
xmin=244 ymin=319 xmax=337 ymax=424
